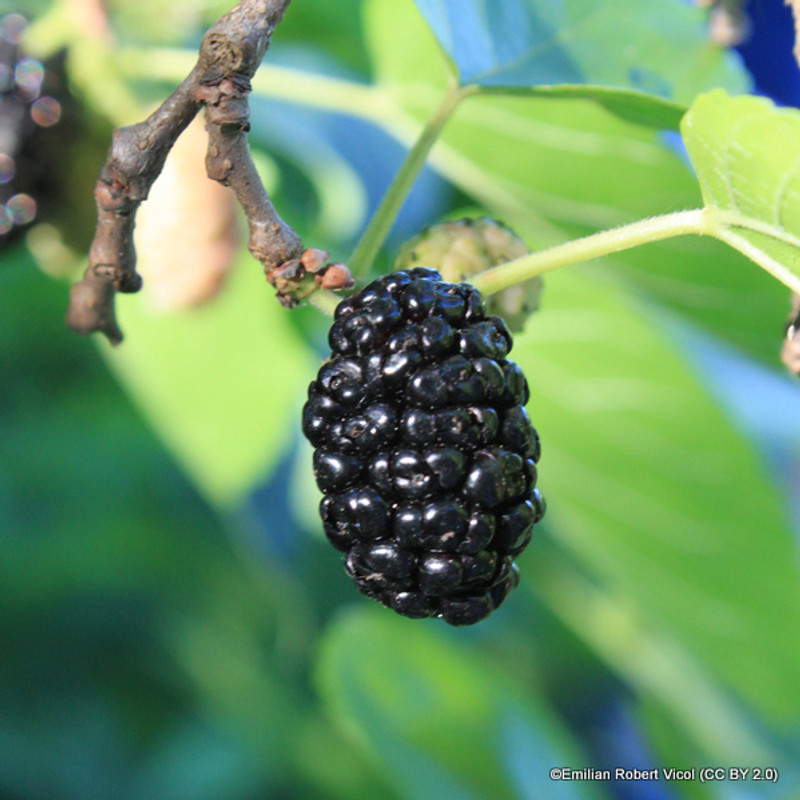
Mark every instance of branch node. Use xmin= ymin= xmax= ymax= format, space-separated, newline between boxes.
xmin=66 ymin=272 xmax=124 ymax=345
xmin=264 ymin=251 xmax=353 ymax=307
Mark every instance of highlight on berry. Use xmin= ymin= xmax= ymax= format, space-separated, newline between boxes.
xmin=302 ymin=268 xmax=544 ymax=626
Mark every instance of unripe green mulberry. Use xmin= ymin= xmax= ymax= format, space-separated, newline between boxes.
xmin=395 ymin=217 xmax=542 ymax=331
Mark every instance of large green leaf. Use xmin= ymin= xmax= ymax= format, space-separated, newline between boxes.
xmin=316 ymin=608 xmax=603 ymax=800
xmin=365 ymin=1 xmax=704 ymax=224
xmin=411 ymin=0 xmax=747 ymax=128
xmin=413 ymin=0 xmax=744 ymax=99
xmin=682 ymin=90 xmax=800 ymax=295
xmin=529 ymin=545 xmax=777 ymax=769
xmin=514 ymin=267 xmax=800 ymax=723
xmin=435 ymin=99 xmax=787 ymax=362
xmin=103 ymin=253 xmax=315 ymax=508
xmin=363 ymin=0 xmax=788 ymax=364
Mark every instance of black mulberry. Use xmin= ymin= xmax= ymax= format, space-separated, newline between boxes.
xmin=303 ymin=268 xmax=545 ymax=625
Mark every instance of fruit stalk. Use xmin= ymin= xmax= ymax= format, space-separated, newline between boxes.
xmin=471 ymin=209 xmax=710 ymax=296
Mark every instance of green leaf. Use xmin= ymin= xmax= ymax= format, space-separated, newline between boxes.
xmin=682 ymin=89 xmax=800 ymax=294
xmin=514 ymin=268 xmax=800 ymax=723
xmin=411 ymin=0 xmax=747 ymax=127
xmin=364 ymin=0 xmax=705 ymax=225
xmin=316 ymin=608 xmax=602 ymax=800
xmin=530 ymin=545 xmax=777 ymax=768
xmin=439 ymin=94 xmax=697 ymax=228
xmin=602 ymin=233 xmax=788 ymax=366
xmin=435 ymin=92 xmax=788 ymax=362
xmin=102 ymin=254 xmax=316 ymax=509
xmin=362 ymin=0 xmax=788 ymax=364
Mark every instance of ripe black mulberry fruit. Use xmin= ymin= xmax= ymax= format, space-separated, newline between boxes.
xmin=303 ymin=268 xmax=545 ymax=625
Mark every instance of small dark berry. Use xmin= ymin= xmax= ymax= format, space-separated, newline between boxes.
xmin=419 ymin=553 xmax=464 ymax=595
xmin=323 ymin=488 xmax=389 ymax=542
xmin=494 ymin=501 xmax=536 ymax=556
xmin=392 ymin=449 xmax=432 ymax=499
xmin=502 ymin=406 xmax=538 ymax=458
xmin=422 ymin=498 xmax=469 ymax=546
xmin=440 ymin=594 xmax=494 ymax=626
xmin=464 ymin=449 xmax=509 ymax=508
xmin=472 ymin=357 xmax=505 ymax=398
xmin=460 ymin=550 xmax=498 ymax=586
xmin=420 ymin=316 xmax=456 ymax=355
xmin=425 ymin=448 xmax=467 ymax=491
xmin=488 ymin=561 xmax=520 ymax=609
xmin=401 ymin=279 xmax=437 ymax=319
xmin=402 ymin=408 xmax=437 ymax=444
xmin=313 ymin=450 xmax=363 ymax=492
xmin=382 ymin=349 xmax=423 ymax=388
xmin=389 ymin=590 xmax=438 ymax=619
xmin=368 ymin=453 xmax=394 ymax=499
xmin=458 ymin=318 xmax=511 ymax=360
xmin=393 ymin=503 xmax=424 ymax=547
xmin=532 ymin=488 xmax=547 ymax=522
xmin=460 ymin=512 xmax=496 ymax=554
xmin=346 ymin=541 xmax=416 ymax=590
xmin=500 ymin=362 xmax=530 ymax=407
xmin=468 ymin=406 xmax=500 ymax=444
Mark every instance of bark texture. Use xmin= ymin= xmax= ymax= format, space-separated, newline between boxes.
xmin=67 ymin=0 xmax=303 ymax=343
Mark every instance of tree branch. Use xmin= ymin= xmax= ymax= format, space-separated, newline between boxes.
xmin=201 ymin=84 xmax=302 ymax=272
xmin=67 ymin=0 xmax=349 ymax=344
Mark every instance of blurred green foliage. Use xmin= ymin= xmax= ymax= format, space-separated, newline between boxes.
xmin=3 ymin=1 xmax=800 ymax=799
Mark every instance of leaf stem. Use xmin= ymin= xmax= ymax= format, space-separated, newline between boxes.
xmin=348 ymin=83 xmax=472 ymax=277
xmin=471 ymin=208 xmax=710 ymax=296
xmin=307 ymin=288 xmax=341 ymax=316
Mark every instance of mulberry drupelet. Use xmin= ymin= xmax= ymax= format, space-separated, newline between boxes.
xmin=302 ymin=268 xmax=545 ymax=625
